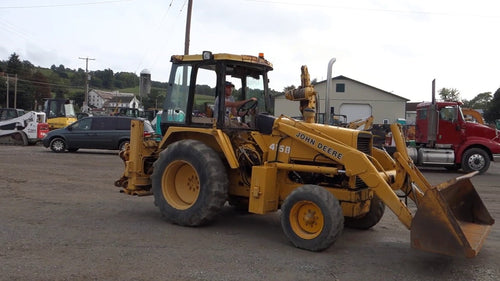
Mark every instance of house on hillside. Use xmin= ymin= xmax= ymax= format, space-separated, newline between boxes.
xmin=106 ymin=95 xmax=140 ymax=110
xmin=87 ymin=89 xmax=141 ymax=114
xmin=274 ymin=75 xmax=409 ymax=125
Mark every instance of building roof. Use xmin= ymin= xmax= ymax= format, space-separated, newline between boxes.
xmin=406 ymin=102 xmax=420 ymax=112
xmin=90 ymin=89 xmax=135 ymax=100
xmin=314 ymin=75 xmax=410 ymax=102
xmin=108 ymin=95 xmax=135 ymax=103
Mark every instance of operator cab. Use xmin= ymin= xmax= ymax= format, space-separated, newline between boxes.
xmin=160 ymin=52 xmax=274 ymax=134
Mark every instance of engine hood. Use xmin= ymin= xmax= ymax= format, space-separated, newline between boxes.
xmin=465 ymin=122 xmax=499 ymax=142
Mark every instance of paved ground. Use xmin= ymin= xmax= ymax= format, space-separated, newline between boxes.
xmin=0 ymin=145 xmax=499 ymax=281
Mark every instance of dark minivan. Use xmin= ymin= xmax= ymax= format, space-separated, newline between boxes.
xmin=42 ymin=116 xmax=153 ymax=152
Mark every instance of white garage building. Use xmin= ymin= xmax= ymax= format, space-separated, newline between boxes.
xmin=274 ymin=75 xmax=409 ymax=124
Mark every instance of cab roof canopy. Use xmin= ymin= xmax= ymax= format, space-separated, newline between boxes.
xmin=171 ymin=52 xmax=273 ymax=71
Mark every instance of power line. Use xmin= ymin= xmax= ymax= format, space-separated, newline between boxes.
xmin=243 ymin=0 xmax=500 ymax=19
xmin=12 ymin=76 xmax=85 ymax=89
xmin=134 ymin=0 xmax=176 ymax=73
xmin=0 ymin=0 xmax=134 ymax=9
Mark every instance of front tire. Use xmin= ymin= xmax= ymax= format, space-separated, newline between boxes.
xmin=281 ymin=185 xmax=344 ymax=252
xmin=49 ymin=138 xmax=66 ymax=153
xmin=151 ymin=140 xmax=228 ymax=226
xmin=461 ymin=148 xmax=490 ymax=174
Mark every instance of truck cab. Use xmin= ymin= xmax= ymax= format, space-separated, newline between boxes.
xmin=414 ymin=101 xmax=500 ymax=173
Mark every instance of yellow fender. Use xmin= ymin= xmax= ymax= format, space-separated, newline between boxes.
xmin=160 ymin=126 xmax=239 ymax=169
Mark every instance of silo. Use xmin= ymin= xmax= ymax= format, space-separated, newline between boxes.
xmin=139 ymin=69 xmax=151 ymax=103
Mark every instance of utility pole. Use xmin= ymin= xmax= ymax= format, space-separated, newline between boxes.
xmin=13 ymin=74 xmax=17 ymax=108
xmin=79 ymin=56 xmax=95 ymax=112
xmin=184 ymin=0 xmax=193 ymax=55
xmin=5 ymin=74 xmax=9 ymax=108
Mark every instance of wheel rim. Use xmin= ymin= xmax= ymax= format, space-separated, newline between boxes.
xmin=468 ymin=153 xmax=485 ymax=171
xmin=162 ymin=160 xmax=200 ymax=210
xmin=289 ymin=200 xmax=324 ymax=239
xmin=52 ymin=140 xmax=64 ymax=151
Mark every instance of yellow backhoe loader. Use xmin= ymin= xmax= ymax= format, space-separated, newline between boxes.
xmin=348 ymin=115 xmax=374 ymax=130
xmin=115 ymin=52 xmax=494 ymax=257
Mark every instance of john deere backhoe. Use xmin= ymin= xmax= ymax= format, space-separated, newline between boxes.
xmin=115 ymin=52 xmax=494 ymax=257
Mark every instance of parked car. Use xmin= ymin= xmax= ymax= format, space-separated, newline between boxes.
xmin=42 ymin=116 xmax=154 ymax=153
xmin=0 ymin=108 xmax=26 ymax=121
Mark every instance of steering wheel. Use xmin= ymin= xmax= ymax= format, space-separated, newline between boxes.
xmin=237 ymin=99 xmax=258 ymax=117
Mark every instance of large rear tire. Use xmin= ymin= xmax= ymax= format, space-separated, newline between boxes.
xmin=281 ymin=185 xmax=344 ymax=252
xmin=344 ymin=196 xmax=385 ymax=230
xmin=152 ymin=140 xmax=228 ymax=226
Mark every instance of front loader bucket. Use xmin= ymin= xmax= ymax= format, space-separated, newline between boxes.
xmin=411 ymin=173 xmax=494 ymax=258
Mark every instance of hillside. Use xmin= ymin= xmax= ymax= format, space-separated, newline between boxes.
xmin=0 ymin=53 xmax=167 ymax=111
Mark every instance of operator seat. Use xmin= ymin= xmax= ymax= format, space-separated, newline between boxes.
xmin=255 ymin=113 xmax=276 ymax=134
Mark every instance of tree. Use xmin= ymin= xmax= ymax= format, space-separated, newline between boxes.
xmin=6 ymin=53 xmax=22 ymax=75
xmin=54 ymin=64 xmax=69 ymax=79
xmin=283 ymin=85 xmax=296 ymax=92
xmin=21 ymin=60 xmax=35 ymax=78
xmin=92 ymin=69 xmax=114 ymax=89
xmin=70 ymin=69 xmax=87 ymax=87
xmin=69 ymin=91 xmax=85 ymax=110
xmin=483 ymin=88 xmax=500 ymax=123
xmin=462 ymin=92 xmax=492 ymax=109
xmin=114 ymin=72 xmax=139 ymax=88
xmin=32 ymin=71 xmax=52 ymax=106
xmin=142 ymin=88 xmax=165 ymax=109
xmin=438 ymin=88 xmax=461 ymax=101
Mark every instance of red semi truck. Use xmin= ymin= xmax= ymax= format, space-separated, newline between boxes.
xmin=407 ymin=100 xmax=500 ymax=174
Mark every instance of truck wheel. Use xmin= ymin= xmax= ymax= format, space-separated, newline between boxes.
xmin=281 ymin=185 xmax=344 ymax=251
xmin=152 ymin=139 xmax=228 ymax=226
xmin=50 ymin=138 xmax=66 ymax=153
xmin=462 ymin=148 xmax=490 ymax=174
xmin=344 ymin=196 xmax=385 ymax=229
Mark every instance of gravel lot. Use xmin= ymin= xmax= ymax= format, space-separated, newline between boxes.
xmin=1 ymin=145 xmax=499 ymax=281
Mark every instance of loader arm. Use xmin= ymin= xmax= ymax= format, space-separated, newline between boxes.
xmin=274 ymin=116 xmax=414 ymax=228
xmin=274 ymin=116 xmax=494 ymax=257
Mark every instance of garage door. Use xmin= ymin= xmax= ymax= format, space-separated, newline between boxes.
xmin=339 ymin=103 xmax=372 ymax=123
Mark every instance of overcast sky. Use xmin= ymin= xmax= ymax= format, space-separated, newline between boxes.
xmin=1 ymin=0 xmax=499 ymax=102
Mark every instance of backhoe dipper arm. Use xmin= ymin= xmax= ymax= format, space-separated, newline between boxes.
xmin=284 ymin=66 xmax=317 ymax=123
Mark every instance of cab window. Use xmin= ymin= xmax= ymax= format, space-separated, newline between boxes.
xmin=439 ymin=106 xmax=457 ymax=122
xmin=164 ymin=65 xmax=190 ymax=123
xmin=192 ymin=67 xmax=216 ymax=125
